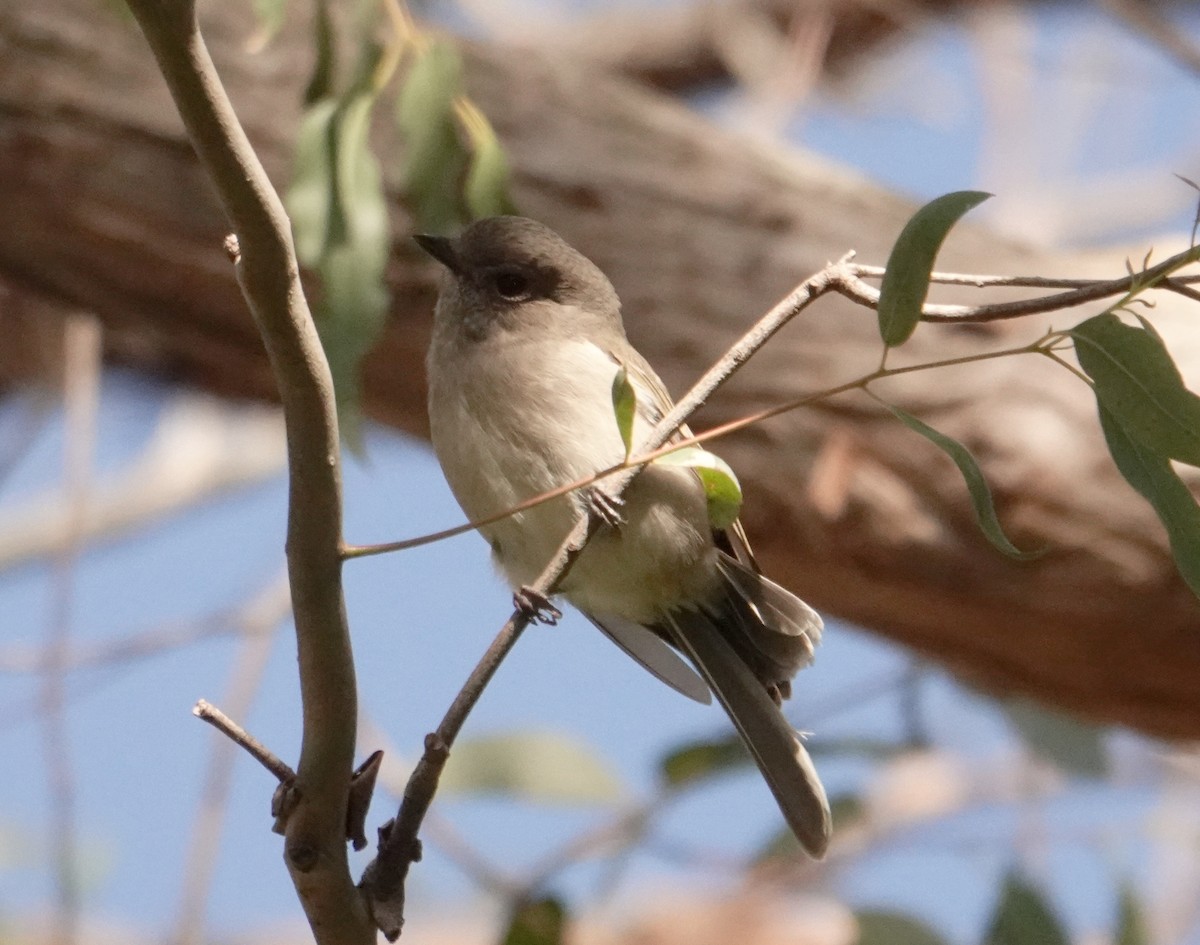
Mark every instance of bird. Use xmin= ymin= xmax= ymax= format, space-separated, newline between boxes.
xmin=417 ymin=215 xmax=830 ymax=857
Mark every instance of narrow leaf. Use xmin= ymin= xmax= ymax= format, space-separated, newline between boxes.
xmin=1116 ymin=883 xmax=1148 ymax=945
xmin=464 ymin=122 xmax=518 ymax=219
xmin=1097 ymin=405 xmax=1200 ymax=597
xmin=1003 ymin=699 xmax=1107 ymax=778
xmin=250 ymin=0 xmax=288 ymax=48
xmin=611 ymin=364 xmax=637 ymax=460
xmin=857 ymin=910 xmax=950 ymax=945
xmin=440 ymin=730 xmax=626 ymax=804
xmin=286 ymin=99 xmax=340 ymax=264
xmin=312 ymin=90 xmax=391 ymax=448
xmin=985 ymin=872 xmax=1069 ymax=945
xmin=1072 ymin=313 xmax=1200 ymax=466
xmin=659 ymin=734 xmax=749 ymax=788
xmin=881 ymin=402 xmax=1040 ymax=559
xmin=806 ymin=736 xmax=906 ymax=759
xmin=654 ymin=446 xmax=743 ymax=529
xmin=301 ymin=0 xmax=335 ymax=104
xmin=877 ymin=191 xmax=992 ymax=347
xmin=396 ymin=41 xmax=467 ymax=232
xmin=502 ymin=897 xmax=567 ymax=945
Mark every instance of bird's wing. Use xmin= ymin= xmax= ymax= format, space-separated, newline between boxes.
xmin=610 ymin=348 xmax=762 ymax=573
xmin=584 ymin=613 xmax=712 ymax=704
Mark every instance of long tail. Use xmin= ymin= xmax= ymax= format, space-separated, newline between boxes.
xmin=664 ymin=605 xmax=831 ymax=858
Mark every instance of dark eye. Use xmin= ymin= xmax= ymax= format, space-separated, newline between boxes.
xmin=493 ymin=271 xmax=531 ymax=300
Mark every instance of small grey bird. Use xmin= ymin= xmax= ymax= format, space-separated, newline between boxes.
xmin=418 ymin=216 xmax=831 ymax=857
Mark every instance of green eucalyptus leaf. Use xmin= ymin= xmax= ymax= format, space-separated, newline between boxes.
xmin=287 ymin=98 xmax=340 ymax=265
xmin=1116 ymin=883 xmax=1148 ymax=945
xmin=1004 ymin=699 xmax=1107 ymax=777
xmin=877 ymin=191 xmax=991 ymax=347
xmin=286 ymin=88 xmax=390 ymax=449
xmin=251 ymin=0 xmax=288 ymax=47
xmin=881 ymin=402 xmax=1040 ymax=559
xmin=611 ymin=365 xmax=637 ymax=460
xmin=502 ymin=897 xmax=567 ymax=945
xmin=440 ymin=730 xmax=626 ymax=804
xmin=1097 ymin=405 xmax=1200 ymax=597
xmin=806 ymin=736 xmax=905 ymax=759
xmin=396 ymin=41 xmax=467 ymax=232
xmin=857 ymin=910 xmax=950 ymax=945
xmin=465 ymin=124 xmax=517 ymax=219
xmin=654 ymin=446 xmax=743 ymax=529
xmin=302 ymin=0 xmax=335 ymax=104
xmin=659 ymin=734 xmax=749 ymax=788
xmin=985 ymin=872 xmax=1069 ymax=945
xmin=1072 ymin=312 xmax=1200 ymax=467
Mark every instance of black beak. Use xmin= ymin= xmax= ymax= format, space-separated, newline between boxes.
xmin=414 ymin=234 xmax=461 ymax=273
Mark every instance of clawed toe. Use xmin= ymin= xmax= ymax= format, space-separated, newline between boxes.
xmin=514 ymin=586 xmax=563 ymax=625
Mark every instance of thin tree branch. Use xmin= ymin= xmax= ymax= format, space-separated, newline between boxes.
xmin=194 ymin=698 xmax=295 ymax=784
xmin=40 ymin=314 xmax=101 ymax=945
xmin=843 ymin=245 xmax=1200 ymax=323
xmin=123 ymin=1 xmax=369 ymax=940
xmin=174 ymin=572 xmax=290 ymax=945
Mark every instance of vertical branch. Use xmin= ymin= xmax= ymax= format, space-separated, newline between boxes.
xmin=41 ymin=314 xmax=102 ymax=945
xmin=123 ymin=1 xmax=371 ymax=939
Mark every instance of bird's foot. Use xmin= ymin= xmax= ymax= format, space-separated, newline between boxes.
xmin=585 ymin=487 xmax=625 ymax=529
xmin=514 ymin=586 xmax=562 ymax=625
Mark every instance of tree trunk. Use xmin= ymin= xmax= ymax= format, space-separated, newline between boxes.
xmin=2 ymin=0 xmax=1197 ymax=737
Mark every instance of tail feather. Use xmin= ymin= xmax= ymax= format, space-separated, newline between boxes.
xmin=664 ymin=608 xmax=831 ymax=857
xmin=714 ymin=553 xmax=822 ymax=694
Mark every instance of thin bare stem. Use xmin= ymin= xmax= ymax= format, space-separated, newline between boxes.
xmin=841 ymin=245 xmax=1200 ymax=323
xmin=194 ymin=699 xmax=295 ymax=783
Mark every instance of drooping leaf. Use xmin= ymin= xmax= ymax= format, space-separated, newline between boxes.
xmin=250 ymin=0 xmax=289 ymax=49
xmin=396 ymin=41 xmax=467 ymax=232
xmin=1072 ymin=312 xmax=1200 ymax=467
xmin=1116 ymin=883 xmax=1148 ymax=945
xmin=317 ymin=91 xmax=390 ymax=447
xmin=985 ymin=872 xmax=1069 ymax=945
xmin=501 ymin=897 xmax=567 ymax=945
xmin=287 ymin=98 xmax=340 ymax=264
xmin=654 ymin=446 xmax=743 ymax=529
xmin=659 ymin=734 xmax=749 ymax=788
xmin=1098 ymin=405 xmax=1200 ymax=597
xmin=440 ymin=730 xmax=626 ymax=804
xmin=881 ymin=402 xmax=1040 ymax=559
xmin=1003 ymin=699 xmax=1107 ymax=778
xmin=464 ymin=122 xmax=518 ymax=219
xmin=877 ymin=191 xmax=992 ymax=347
xmin=611 ymin=364 xmax=637 ymax=460
xmin=286 ymin=78 xmax=391 ymax=449
xmin=301 ymin=0 xmax=335 ymax=104
xmin=806 ymin=737 xmax=906 ymax=759
xmin=857 ymin=910 xmax=950 ymax=945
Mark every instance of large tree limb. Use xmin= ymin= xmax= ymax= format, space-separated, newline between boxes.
xmin=1 ymin=0 xmax=1198 ymax=739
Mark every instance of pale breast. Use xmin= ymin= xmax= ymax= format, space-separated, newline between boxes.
xmin=428 ymin=334 xmax=717 ymax=620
